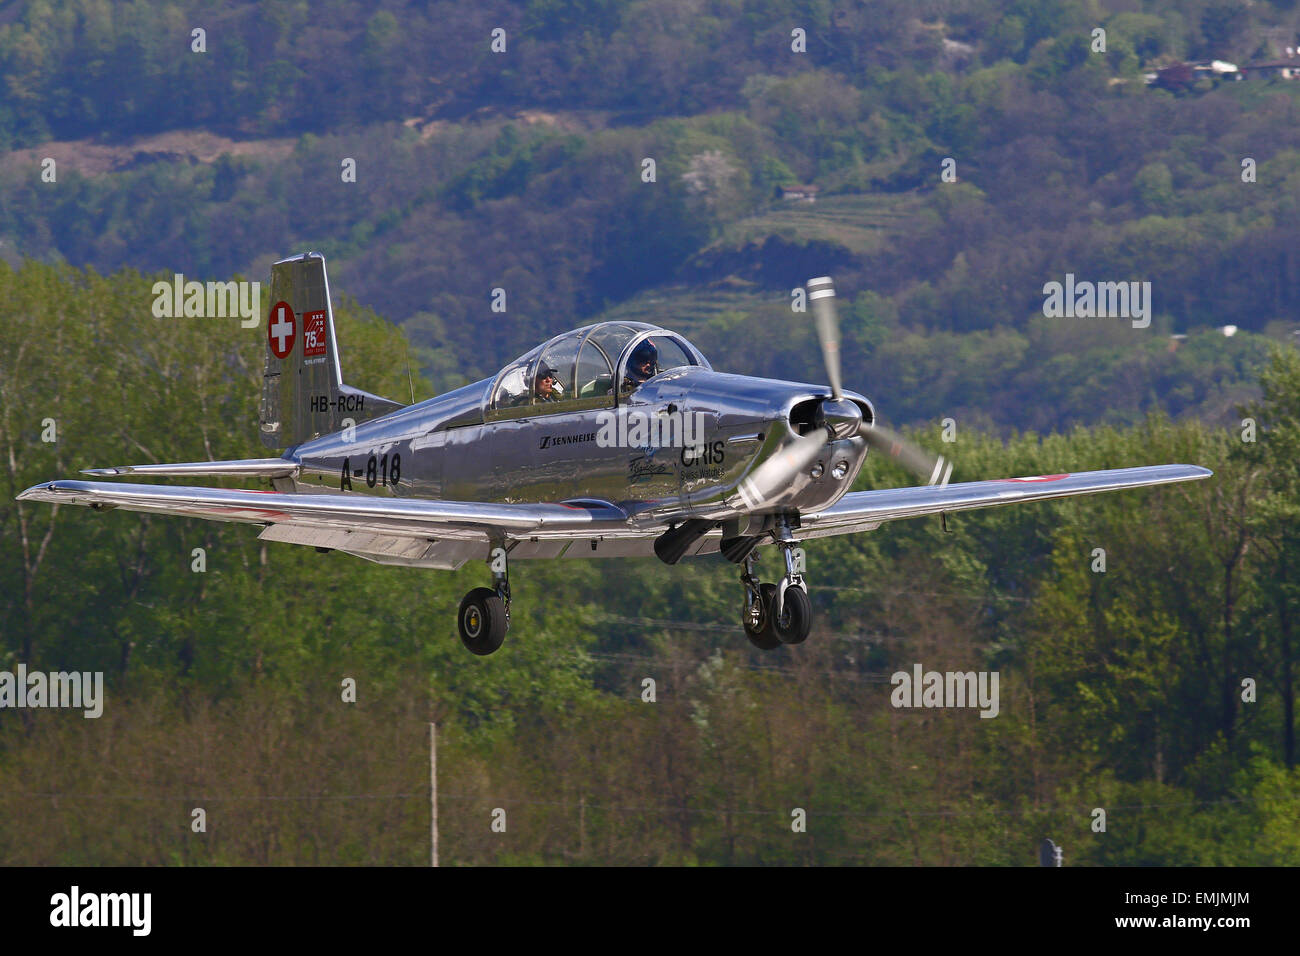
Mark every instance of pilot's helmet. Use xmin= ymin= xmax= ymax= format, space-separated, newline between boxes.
xmin=627 ymin=339 xmax=658 ymax=383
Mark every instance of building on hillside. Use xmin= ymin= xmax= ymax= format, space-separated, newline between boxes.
xmin=1241 ymin=59 xmax=1300 ymax=80
xmin=1148 ymin=60 xmax=1240 ymax=89
xmin=778 ymin=184 xmax=819 ymax=203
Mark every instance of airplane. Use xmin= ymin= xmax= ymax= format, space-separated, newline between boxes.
xmin=18 ymin=252 xmax=1212 ymax=656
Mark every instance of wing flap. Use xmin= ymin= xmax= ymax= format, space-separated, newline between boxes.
xmin=259 ymin=524 xmax=481 ymax=569
xmin=259 ymin=524 xmax=434 ymax=558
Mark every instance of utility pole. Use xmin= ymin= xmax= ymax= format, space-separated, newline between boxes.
xmin=430 ymin=722 xmax=439 ymax=867
xmin=1039 ymin=837 xmax=1062 ymax=867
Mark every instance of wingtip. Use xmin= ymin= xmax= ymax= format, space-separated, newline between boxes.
xmin=15 ymin=482 xmax=56 ymax=502
xmin=81 ymin=467 xmax=124 ymax=477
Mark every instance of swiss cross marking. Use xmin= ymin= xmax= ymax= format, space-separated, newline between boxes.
xmin=268 ymin=301 xmax=296 ymax=359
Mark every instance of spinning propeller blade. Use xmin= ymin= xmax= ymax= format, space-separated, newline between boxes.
xmin=804 ymin=276 xmax=952 ymax=487
xmin=806 ymin=276 xmax=842 ymax=403
xmin=732 ymin=429 xmax=830 ymax=509
xmin=858 ymin=422 xmax=952 ymax=487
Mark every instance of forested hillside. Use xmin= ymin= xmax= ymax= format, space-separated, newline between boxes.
xmin=3 ymin=1 xmax=1300 ymax=430
xmin=2 ymin=261 xmax=1298 ymax=864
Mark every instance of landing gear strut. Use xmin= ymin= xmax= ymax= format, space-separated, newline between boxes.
xmin=458 ymin=543 xmax=511 ymax=656
xmin=739 ymin=519 xmax=812 ymax=649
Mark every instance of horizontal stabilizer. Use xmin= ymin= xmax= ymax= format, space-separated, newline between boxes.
xmin=81 ymin=459 xmax=299 ymax=479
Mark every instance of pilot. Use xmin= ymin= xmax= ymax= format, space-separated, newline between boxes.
xmin=534 ymin=363 xmax=563 ymax=403
xmin=622 ymin=339 xmax=659 ymax=394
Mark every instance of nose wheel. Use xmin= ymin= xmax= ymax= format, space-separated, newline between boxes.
xmin=740 ymin=536 xmax=812 ymax=650
xmin=765 ymin=581 xmax=811 ymax=644
xmin=457 ymin=543 xmax=512 ymax=656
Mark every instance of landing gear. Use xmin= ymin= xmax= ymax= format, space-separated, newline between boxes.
xmin=741 ymin=553 xmax=780 ymax=650
xmin=457 ymin=543 xmax=512 ymax=656
xmin=764 ymin=582 xmax=811 ymax=645
xmin=458 ymin=587 xmax=507 ymax=656
xmin=770 ymin=525 xmax=812 ymax=645
xmin=738 ymin=525 xmax=813 ymax=650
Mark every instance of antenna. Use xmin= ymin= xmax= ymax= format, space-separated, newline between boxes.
xmin=405 ymin=346 xmax=416 ymax=405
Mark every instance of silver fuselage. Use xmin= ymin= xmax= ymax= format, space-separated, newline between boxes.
xmin=287 ymin=367 xmax=871 ymax=526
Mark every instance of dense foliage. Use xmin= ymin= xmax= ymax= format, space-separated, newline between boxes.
xmin=1 ymin=261 xmax=1297 ymax=864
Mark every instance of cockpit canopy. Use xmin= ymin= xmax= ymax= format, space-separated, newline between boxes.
xmin=488 ymin=322 xmax=708 ymax=417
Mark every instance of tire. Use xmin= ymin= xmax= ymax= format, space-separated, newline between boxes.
xmin=744 ymin=588 xmax=781 ymax=650
xmin=767 ymin=582 xmax=811 ymax=645
xmin=458 ymin=587 xmax=508 ymax=656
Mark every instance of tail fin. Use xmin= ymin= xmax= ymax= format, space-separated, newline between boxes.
xmin=259 ymin=252 xmax=404 ymax=449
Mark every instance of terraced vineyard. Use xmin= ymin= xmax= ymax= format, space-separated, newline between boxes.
xmin=596 ymin=282 xmax=779 ymax=335
xmin=599 ymin=191 xmax=923 ymax=339
xmin=707 ymin=191 xmax=924 ymax=257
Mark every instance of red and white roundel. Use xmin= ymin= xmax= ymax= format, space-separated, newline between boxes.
xmin=998 ymin=474 xmax=1069 ymax=483
xmin=268 ymin=301 xmax=296 ymax=359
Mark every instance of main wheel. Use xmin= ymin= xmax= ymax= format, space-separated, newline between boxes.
xmin=458 ymin=587 xmax=508 ymax=656
xmin=765 ymin=582 xmax=811 ymax=645
xmin=743 ymin=590 xmax=781 ymax=650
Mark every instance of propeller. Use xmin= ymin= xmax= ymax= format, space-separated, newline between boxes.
xmin=805 ymin=276 xmax=952 ymax=488
xmin=729 ymin=428 xmax=831 ymax=511
xmin=806 ymin=276 xmax=842 ymax=402
xmin=856 ymin=422 xmax=952 ymax=487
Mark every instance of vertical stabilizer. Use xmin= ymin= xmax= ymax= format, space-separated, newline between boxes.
xmin=259 ymin=252 xmax=403 ymax=449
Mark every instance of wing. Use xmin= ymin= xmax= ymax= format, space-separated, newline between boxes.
xmin=15 ymin=479 xmax=645 ymax=569
xmin=798 ymin=464 xmax=1212 ymax=538
xmin=17 ymin=464 xmax=1212 ymax=567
